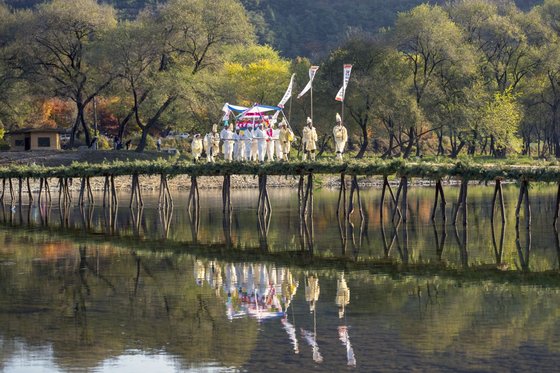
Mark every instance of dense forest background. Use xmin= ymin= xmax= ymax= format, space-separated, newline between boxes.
xmin=6 ymin=0 xmax=560 ymax=159
xmin=4 ymin=0 xmax=545 ymax=57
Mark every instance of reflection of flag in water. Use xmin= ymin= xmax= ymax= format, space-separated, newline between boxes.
xmin=281 ymin=317 xmax=299 ymax=354
xmin=301 ymin=328 xmax=323 ymax=363
xmin=338 ymin=326 xmax=356 ymax=367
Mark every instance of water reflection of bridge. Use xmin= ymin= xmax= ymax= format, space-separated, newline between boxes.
xmin=2 ymin=192 xmax=560 ymax=284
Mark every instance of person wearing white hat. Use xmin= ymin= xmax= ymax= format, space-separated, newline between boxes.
xmin=220 ymin=122 xmax=235 ymax=162
xmin=243 ymin=125 xmax=254 ymax=161
xmin=204 ymin=124 xmax=220 ymax=162
xmin=251 ymin=123 xmax=259 ymax=161
xmin=233 ymin=127 xmax=244 ymax=161
xmin=254 ymin=123 xmax=269 ymax=162
xmin=191 ymin=133 xmax=203 ymax=162
xmin=302 ymin=117 xmax=318 ymax=161
xmin=278 ymin=119 xmax=293 ymax=161
xmin=266 ymin=121 xmax=276 ymax=162
xmin=333 ymin=113 xmax=348 ymax=161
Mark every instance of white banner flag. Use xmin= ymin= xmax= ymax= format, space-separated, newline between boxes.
xmin=297 ymin=66 xmax=319 ymax=99
xmin=278 ymin=74 xmax=295 ymax=108
xmin=335 ymin=64 xmax=353 ymax=102
xmin=222 ymin=103 xmax=231 ymax=121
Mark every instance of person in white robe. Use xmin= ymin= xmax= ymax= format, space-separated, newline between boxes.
xmin=190 ymin=134 xmax=203 ymax=162
xmin=266 ymin=122 xmax=276 ymax=162
xmin=203 ymin=124 xmax=220 ymax=162
xmin=243 ymin=126 xmax=254 ymax=161
xmin=220 ymin=123 xmax=235 ymax=162
xmin=254 ymin=123 xmax=269 ymax=162
xmin=278 ymin=120 xmax=293 ymax=161
xmin=333 ymin=113 xmax=348 ymax=161
xmin=302 ymin=117 xmax=318 ymax=161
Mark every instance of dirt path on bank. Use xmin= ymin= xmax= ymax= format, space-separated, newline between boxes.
xmin=0 ymin=149 xmax=169 ymax=167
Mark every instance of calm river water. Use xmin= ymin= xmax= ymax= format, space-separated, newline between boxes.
xmin=1 ymin=183 xmax=560 ymax=372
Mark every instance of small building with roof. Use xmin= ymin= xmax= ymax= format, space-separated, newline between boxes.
xmin=5 ymin=127 xmax=64 ymax=151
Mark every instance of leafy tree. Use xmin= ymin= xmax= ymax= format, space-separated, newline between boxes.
xmin=526 ymin=0 xmax=560 ymax=156
xmin=480 ymin=89 xmax=523 ymax=156
xmin=221 ymin=44 xmax=291 ymax=106
xmin=16 ymin=0 xmax=117 ymax=146
xmin=108 ymin=0 xmax=255 ymax=151
xmin=321 ymin=36 xmax=422 ymax=158
xmin=0 ymin=4 xmax=34 ymax=128
xmin=393 ymin=4 xmax=471 ymax=157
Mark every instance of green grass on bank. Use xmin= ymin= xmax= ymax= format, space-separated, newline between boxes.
xmin=1 ymin=155 xmax=560 ymax=182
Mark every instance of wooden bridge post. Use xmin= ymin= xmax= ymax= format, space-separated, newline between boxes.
xmin=17 ymin=177 xmax=22 ymax=206
xmin=515 ymin=179 xmax=531 ymax=229
xmin=554 ymin=182 xmax=560 ymax=226
xmin=187 ymin=175 xmax=199 ymax=213
xmin=336 ymin=173 xmax=346 ymax=216
xmin=110 ymin=175 xmax=118 ymax=207
xmin=86 ymin=177 xmax=94 ymax=206
xmin=222 ymin=174 xmax=232 ymax=214
xmin=78 ymin=177 xmax=86 ymax=206
xmin=347 ymin=175 xmax=364 ymax=222
xmin=431 ymin=180 xmax=446 ymax=222
xmin=8 ymin=178 xmax=14 ymax=205
xmin=158 ymin=174 xmax=172 ymax=210
xmin=45 ymin=178 xmax=51 ymax=204
xmin=129 ymin=173 xmax=143 ymax=208
xmin=0 ymin=178 xmax=4 ymax=204
xmin=102 ymin=175 xmax=109 ymax=208
xmin=26 ymin=178 xmax=33 ymax=203
xmin=453 ymin=179 xmax=468 ymax=226
xmin=400 ymin=176 xmax=408 ymax=223
xmin=491 ymin=179 xmax=506 ymax=224
xmin=38 ymin=178 xmax=43 ymax=205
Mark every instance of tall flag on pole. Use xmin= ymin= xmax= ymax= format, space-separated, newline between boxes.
xmin=297 ymin=66 xmax=319 ymax=99
xmin=335 ymin=64 xmax=353 ymax=102
xmin=278 ymin=74 xmax=295 ymax=108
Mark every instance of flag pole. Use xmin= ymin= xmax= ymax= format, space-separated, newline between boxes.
xmin=341 ymin=92 xmax=344 ymax=126
xmin=288 ymin=80 xmax=294 ymax=126
xmin=310 ymin=84 xmax=314 ymax=123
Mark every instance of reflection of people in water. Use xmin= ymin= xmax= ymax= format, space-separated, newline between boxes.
xmin=335 ymin=272 xmax=350 ymax=318
xmin=335 ymin=272 xmax=356 ymax=366
xmin=338 ymin=326 xmax=356 ymax=367
xmin=194 ymin=260 xmax=205 ymax=286
xmin=302 ymin=272 xmax=322 ymax=363
xmin=206 ymin=261 xmax=297 ymax=320
xmin=209 ymin=261 xmax=222 ymax=296
xmin=281 ymin=269 xmax=298 ymax=311
xmin=305 ymin=273 xmax=320 ymax=312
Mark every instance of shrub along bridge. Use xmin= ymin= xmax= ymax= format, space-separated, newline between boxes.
xmin=1 ymin=159 xmax=559 ymax=241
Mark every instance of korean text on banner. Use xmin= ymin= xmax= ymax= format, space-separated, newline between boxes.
xmin=278 ymin=74 xmax=295 ymax=108
xmin=335 ymin=64 xmax=353 ymax=102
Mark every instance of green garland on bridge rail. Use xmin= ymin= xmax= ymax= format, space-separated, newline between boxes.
xmin=0 ymin=158 xmax=560 ymax=182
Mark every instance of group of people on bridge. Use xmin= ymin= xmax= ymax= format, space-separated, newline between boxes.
xmin=190 ymin=113 xmax=348 ymax=163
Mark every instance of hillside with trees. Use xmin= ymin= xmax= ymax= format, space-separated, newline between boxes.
xmin=4 ymin=0 xmax=544 ymax=57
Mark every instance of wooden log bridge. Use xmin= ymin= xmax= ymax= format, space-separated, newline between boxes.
xmin=0 ymin=159 xmax=558 ymax=228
